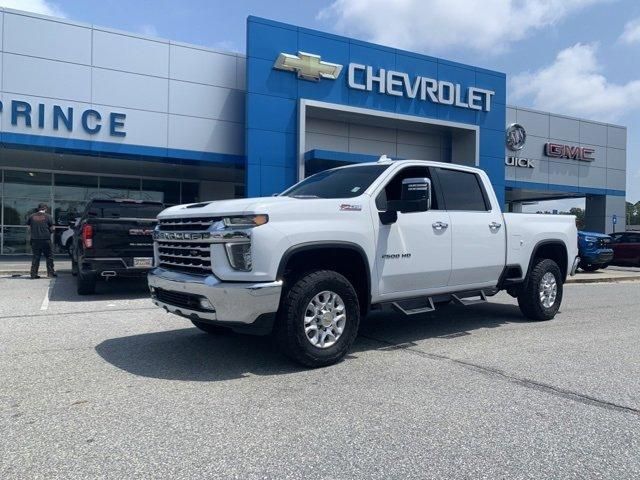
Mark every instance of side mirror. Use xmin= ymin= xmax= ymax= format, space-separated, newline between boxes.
xmin=388 ymin=177 xmax=431 ymax=214
xmin=378 ymin=177 xmax=431 ymax=225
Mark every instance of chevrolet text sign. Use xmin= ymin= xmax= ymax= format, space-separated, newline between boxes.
xmin=274 ymin=52 xmax=495 ymax=112
xmin=348 ymin=64 xmax=495 ymax=112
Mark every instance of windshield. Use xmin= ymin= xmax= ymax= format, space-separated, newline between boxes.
xmin=283 ymin=165 xmax=389 ymax=199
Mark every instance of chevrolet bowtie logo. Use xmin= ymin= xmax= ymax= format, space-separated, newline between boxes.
xmin=273 ymin=52 xmax=343 ymax=81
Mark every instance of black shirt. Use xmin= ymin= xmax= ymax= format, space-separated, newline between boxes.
xmin=27 ymin=212 xmax=53 ymax=240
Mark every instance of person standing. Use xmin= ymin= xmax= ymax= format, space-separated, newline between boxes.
xmin=26 ymin=203 xmax=57 ymax=279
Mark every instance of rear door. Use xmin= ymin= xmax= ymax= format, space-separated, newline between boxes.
xmin=434 ymin=167 xmax=506 ymax=287
xmin=372 ymin=165 xmax=452 ymax=296
xmin=615 ymin=233 xmax=640 ymax=265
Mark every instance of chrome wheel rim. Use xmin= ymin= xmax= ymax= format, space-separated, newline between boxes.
xmin=539 ymin=272 xmax=557 ymax=308
xmin=304 ymin=290 xmax=346 ymax=349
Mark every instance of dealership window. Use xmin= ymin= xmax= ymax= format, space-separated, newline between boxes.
xmin=0 ymin=169 xmax=207 ymax=255
xmin=99 ymin=176 xmax=142 ymax=200
xmin=141 ymin=179 xmax=180 ymax=205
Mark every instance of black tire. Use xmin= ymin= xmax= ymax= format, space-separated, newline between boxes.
xmin=580 ymin=263 xmax=599 ymax=272
xmin=275 ymin=270 xmax=360 ymax=368
xmin=77 ymin=271 xmax=96 ymax=295
xmin=190 ymin=320 xmax=231 ymax=335
xmin=518 ymin=258 xmax=563 ymax=321
xmin=71 ymin=257 xmax=78 ymax=277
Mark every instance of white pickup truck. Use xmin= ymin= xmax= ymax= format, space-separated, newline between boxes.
xmin=149 ymin=158 xmax=579 ymax=367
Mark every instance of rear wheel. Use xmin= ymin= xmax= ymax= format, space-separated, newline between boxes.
xmin=71 ymin=256 xmax=78 ymax=277
xmin=190 ymin=320 xmax=231 ymax=335
xmin=77 ymin=271 xmax=96 ymax=295
xmin=518 ymin=258 xmax=563 ymax=321
xmin=275 ymin=270 xmax=360 ymax=368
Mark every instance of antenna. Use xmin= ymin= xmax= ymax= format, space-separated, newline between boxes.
xmin=378 ymin=154 xmax=392 ymax=163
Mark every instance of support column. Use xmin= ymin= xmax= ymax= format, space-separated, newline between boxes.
xmin=585 ymin=195 xmax=626 ymax=233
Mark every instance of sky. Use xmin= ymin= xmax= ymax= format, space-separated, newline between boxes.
xmin=1 ymin=0 xmax=639 ymax=209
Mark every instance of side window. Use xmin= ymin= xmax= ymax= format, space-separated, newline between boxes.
xmin=375 ymin=166 xmax=438 ymax=211
xmin=611 ymin=233 xmax=624 ymax=243
xmin=436 ymin=168 xmax=490 ymax=212
xmin=628 ymin=234 xmax=640 ymax=243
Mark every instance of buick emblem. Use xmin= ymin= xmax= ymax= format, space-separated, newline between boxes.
xmin=506 ymin=123 xmax=526 ymax=151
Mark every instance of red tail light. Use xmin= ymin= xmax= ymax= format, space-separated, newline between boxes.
xmin=82 ymin=224 xmax=94 ymax=248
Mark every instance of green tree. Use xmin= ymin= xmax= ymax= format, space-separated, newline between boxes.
xmin=568 ymin=207 xmax=585 ymax=230
xmin=627 ymin=201 xmax=640 ymax=226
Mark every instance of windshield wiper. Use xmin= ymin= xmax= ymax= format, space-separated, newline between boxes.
xmin=290 ymin=194 xmax=321 ymax=199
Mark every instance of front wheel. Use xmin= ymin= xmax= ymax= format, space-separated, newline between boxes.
xmin=276 ymin=270 xmax=360 ymax=368
xmin=518 ymin=258 xmax=563 ymax=321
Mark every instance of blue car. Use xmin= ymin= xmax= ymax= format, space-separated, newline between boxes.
xmin=578 ymin=231 xmax=614 ymax=272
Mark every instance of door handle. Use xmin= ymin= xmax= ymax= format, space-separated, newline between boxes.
xmin=432 ymin=221 xmax=449 ymax=231
xmin=489 ymin=221 xmax=502 ymax=231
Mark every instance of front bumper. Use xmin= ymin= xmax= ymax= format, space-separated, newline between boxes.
xmin=148 ymin=267 xmax=282 ymax=327
xmin=570 ymin=256 xmax=580 ymax=276
xmin=580 ymin=250 xmax=614 ymax=266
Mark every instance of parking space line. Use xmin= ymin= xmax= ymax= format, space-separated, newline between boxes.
xmin=40 ymin=278 xmax=56 ymax=311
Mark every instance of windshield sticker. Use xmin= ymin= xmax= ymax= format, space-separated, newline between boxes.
xmin=340 ymin=204 xmax=362 ymax=211
xmin=351 ymin=187 xmax=361 ymax=193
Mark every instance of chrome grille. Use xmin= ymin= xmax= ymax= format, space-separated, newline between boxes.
xmin=598 ymin=237 xmax=611 ymax=247
xmin=158 ymin=216 xmax=221 ymax=231
xmin=157 ymin=241 xmax=212 ymax=274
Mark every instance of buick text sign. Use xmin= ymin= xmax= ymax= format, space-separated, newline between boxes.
xmin=0 ymin=99 xmax=127 ymax=137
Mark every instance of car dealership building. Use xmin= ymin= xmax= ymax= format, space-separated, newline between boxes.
xmin=0 ymin=8 xmax=627 ymax=254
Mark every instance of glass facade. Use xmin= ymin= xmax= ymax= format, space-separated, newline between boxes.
xmin=0 ymin=169 xmax=199 ymax=254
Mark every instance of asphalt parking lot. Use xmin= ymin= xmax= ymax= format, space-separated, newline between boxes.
xmin=1 ymin=273 xmax=639 ymax=479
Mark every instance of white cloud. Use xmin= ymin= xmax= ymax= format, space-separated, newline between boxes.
xmin=318 ymin=0 xmax=609 ymax=54
xmin=138 ymin=24 xmax=159 ymax=37
xmin=0 ymin=0 xmax=64 ymax=17
xmin=510 ymin=43 xmax=640 ymax=122
xmin=620 ymin=17 xmax=640 ymax=44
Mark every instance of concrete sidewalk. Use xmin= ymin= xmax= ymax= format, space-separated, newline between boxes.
xmin=1 ymin=256 xmax=639 ymax=283
xmin=1 ymin=256 xmax=71 ymax=277
xmin=566 ymin=266 xmax=640 ymax=284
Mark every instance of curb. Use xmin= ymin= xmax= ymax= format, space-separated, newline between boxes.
xmin=566 ymin=275 xmax=640 ymax=284
xmin=1 ymin=269 xmax=71 ymax=277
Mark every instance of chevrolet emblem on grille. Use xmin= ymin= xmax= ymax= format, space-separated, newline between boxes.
xmin=154 ymin=231 xmax=212 ymax=241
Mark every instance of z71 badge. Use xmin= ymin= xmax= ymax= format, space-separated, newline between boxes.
xmin=339 ymin=204 xmax=362 ymax=211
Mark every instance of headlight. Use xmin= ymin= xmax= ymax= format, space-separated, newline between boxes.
xmin=223 ymin=215 xmax=268 ymax=228
xmin=225 ymin=243 xmax=252 ymax=271
xmin=584 ymin=236 xmax=597 ymax=242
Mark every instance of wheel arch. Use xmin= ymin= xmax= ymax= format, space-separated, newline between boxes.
xmin=528 ymin=240 xmax=569 ymax=282
xmin=277 ymin=241 xmax=372 ymax=315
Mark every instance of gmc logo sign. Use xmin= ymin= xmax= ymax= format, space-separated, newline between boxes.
xmin=545 ymin=143 xmax=595 ymax=161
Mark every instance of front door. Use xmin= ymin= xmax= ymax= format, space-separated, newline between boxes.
xmin=372 ymin=165 xmax=452 ymax=297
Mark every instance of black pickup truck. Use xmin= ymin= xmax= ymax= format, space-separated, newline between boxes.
xmin=71 ymin=199 xmax=164 ymax=294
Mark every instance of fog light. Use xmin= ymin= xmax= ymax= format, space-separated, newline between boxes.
xmin=225 ymin=243 xmax=252 ymax=271
xmin=199 ymin=298 xmax=215 ymax=311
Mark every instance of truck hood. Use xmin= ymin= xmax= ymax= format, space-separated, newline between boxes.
xmin=578 ymin=231 xmax=610 ymax=239
xmin=159 ymin=196 xmax=308 ymax=218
